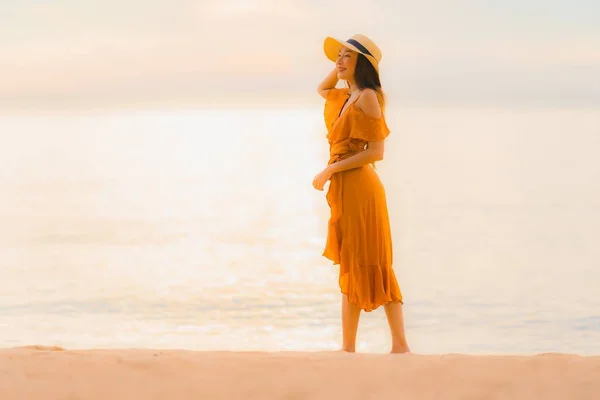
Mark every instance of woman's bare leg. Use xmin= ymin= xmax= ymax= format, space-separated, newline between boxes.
xmin=383 ymin=301 xmax=411 ymax=353
xmin=341 ymin=294 xmax=361 ymax=352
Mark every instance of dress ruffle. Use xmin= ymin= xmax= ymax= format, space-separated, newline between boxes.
xmin=338 ymin=256 xmax=403 ymax=312
xmin=348 ymin=106 xmax=391 ymax=142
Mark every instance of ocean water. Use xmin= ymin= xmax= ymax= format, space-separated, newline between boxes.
xmin=1 ymin=106 xmax=599 ymax=355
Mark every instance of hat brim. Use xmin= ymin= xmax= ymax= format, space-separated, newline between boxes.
xmin=324 ymin=36 xmax=379 ymax=72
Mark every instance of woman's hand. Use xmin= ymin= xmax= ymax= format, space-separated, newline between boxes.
xmin=312 ymin=166 xmax=334 ymax=191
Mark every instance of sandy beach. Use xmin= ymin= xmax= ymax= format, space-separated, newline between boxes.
xmin=0 ymin=346 xmax=598 ymax=399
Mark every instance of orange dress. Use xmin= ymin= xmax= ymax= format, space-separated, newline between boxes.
xmin=322 ymin=88 xmax=403 ymax=312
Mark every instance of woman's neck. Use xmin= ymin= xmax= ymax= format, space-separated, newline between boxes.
xmin=347 ymin=80 xmax=360 ymax=96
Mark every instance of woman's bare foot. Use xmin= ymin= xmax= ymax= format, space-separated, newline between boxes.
xmin=338 ymin=347 xmax=356 ymax=353
xmin=390 ymin=346 xmax=411 ymax=354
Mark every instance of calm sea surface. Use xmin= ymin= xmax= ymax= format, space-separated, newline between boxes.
xmin=1 ymin=106 xmax=599 ymax=354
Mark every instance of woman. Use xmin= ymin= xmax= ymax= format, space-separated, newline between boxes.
xmin=312 ymin=34 xmax=410 ymax=354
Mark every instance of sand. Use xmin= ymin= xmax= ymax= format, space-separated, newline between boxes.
xmin=1 ymin=345 xmax=599 ymax=399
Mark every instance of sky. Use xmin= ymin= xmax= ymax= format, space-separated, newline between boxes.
xmin=0 ymin=0 xmax=599 ymax=110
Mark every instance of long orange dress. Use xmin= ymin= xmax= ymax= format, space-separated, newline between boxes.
xmin=322 ymin=88 xmax=403 ymax=312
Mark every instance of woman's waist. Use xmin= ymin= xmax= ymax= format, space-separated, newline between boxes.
xmin=328 ymin=149 xmax=365 ymax=165
xmin=329 ymin=163 xmax=380 ymax=183
xmin=328 ymin=138 xmax=367 ymax=164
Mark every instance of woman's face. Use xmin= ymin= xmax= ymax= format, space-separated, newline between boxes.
xmin=336 ymin=46 xmax=357 ymax=81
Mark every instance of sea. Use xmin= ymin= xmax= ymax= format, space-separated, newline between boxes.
xmin=1 ymin=106 xmax=599 ymax=355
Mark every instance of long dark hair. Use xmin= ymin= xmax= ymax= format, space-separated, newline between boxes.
xmin=349 ymin=53 xmax=386 ymax=112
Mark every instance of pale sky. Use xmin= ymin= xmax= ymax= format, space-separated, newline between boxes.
xmin=1 ymin=0 xmax=599 ymax=110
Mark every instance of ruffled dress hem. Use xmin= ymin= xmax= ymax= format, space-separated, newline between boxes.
xmin=322 ymin=250 xmax=403 ymax=312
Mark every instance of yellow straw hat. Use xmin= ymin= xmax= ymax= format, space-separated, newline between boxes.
xmin=324 ymin=33 xmax=382 ymax=72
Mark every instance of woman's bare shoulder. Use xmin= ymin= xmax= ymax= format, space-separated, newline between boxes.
xmin=355 ymin=89 xmax=382 ymax=118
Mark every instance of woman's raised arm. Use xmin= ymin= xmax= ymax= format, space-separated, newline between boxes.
xmin=317 ymin=68 xmax=340 ymax=99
